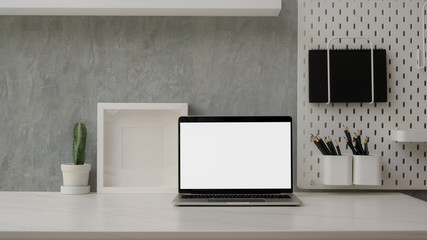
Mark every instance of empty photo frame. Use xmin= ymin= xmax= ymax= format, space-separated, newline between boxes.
xmin=97 ymin=103 xmax=188 ymax=193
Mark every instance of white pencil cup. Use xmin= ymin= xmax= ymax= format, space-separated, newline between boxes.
xmin=322 ymin=155 xmax=353 ymax=185
xmin=353 ymin=155 xmax=382 ymax=185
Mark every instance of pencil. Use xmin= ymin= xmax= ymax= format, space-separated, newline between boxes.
xmin=311 ymin=135 xmax=327 ymax=155
xmin=317 ymin=136 xmax=332 ymax=155
xmin=335 ymin=140 xmax=342 ymax=155
xmin=356 ymin=131 xmax=364 ymax=152
xmin=312 ymin=135 xmax=328 ymax=155
xmin=354 ymin=133 xmax=365 ymax=155
xmin=364 ymin=136 xmax=369 ymax=155
xmin=353 ymin=142 xmax=361 ymax=155
xmin=325 ymin=137 xmax=333 ymax=155
xmin=345 ymin=137 xmax=358 ymax=155
xmin=344 ymin=126 xmax=352 ymax=143
xmin=327 ymin=137 xmax=337 ymax=155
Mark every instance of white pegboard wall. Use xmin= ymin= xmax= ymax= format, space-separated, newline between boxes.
xmin=297 ymin=0 xmax=427 ymax=189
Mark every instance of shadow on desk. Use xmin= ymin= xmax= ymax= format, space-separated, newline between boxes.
xmin=402 ymin=191 xmax=427 ymax=202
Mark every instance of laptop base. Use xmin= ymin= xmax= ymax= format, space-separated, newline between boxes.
xmin=173 ymin=193 xmax=302 ymax=206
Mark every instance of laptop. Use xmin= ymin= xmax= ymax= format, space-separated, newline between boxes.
xmin=172 ymin=116 xmax=302 ymax=206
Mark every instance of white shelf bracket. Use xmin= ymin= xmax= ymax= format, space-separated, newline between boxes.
xmin=326 ymin=37 xmax=375 ymax=104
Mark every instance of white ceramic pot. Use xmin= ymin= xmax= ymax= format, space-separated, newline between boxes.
xmin=61 ymin=163 xmax=91 ymax=187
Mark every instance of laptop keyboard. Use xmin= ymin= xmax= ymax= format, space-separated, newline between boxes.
xmin=181 ymin=194 xmax=291 ymax=199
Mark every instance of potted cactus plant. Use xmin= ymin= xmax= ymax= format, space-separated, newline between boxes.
xmin=60 ymin=122 xmax=91 ymax=194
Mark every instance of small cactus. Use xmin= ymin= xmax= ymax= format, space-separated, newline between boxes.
xmin=73 ymin=122 xmax=87 ymax=165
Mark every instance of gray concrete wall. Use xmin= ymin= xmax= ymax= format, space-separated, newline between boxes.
xmin=0 ymin=1 xmax=297 ymax=191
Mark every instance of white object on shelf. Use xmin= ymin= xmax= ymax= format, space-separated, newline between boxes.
xmin=97 ymin=103 xmax=188 ymax=194
xmin=391 ymin=129 xmax=427 ymax=142
xmin=60 ymin=185 xmax=90 ymax=195
xmin=0 ymin=0 xmax=281 ymax=16
xmin=322 ymin=155 xmax=353 ymax=186
xmin=353 ymin=155 xmax=382 ymax=186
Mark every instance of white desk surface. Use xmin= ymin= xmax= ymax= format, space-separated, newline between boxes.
xmin=1 ymin=192 xmax=427 ymax=239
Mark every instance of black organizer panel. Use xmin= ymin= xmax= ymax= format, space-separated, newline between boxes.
xmin=308 ymin=49 xmax=387 ymax=103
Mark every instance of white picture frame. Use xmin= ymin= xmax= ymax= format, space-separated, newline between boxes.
xmin=97 ymin=103 xmax=188 ymax=193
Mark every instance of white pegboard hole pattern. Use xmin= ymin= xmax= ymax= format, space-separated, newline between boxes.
xmin=298 ymin=0 xmax=427 ymax=189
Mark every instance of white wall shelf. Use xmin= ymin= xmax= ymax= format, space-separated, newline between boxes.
xmin=391 ymin=129 xmax=427 ymax=142
xmin=0 ymin=0 xmax=281 ymax=16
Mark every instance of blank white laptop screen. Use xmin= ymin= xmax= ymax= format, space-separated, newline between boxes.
xmin=180 ymin=122 xmax=292 ymax=189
